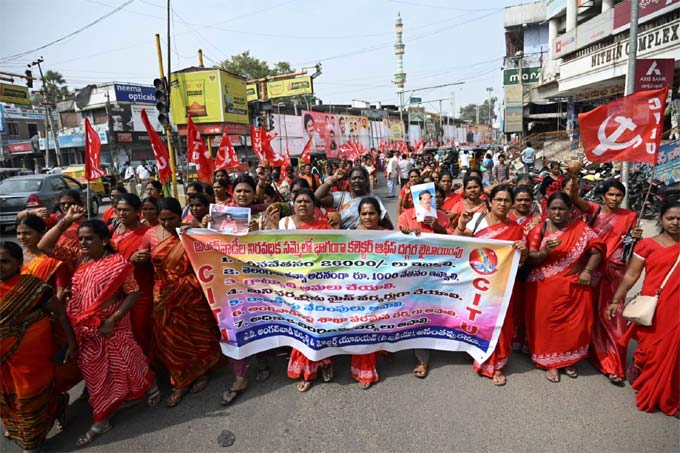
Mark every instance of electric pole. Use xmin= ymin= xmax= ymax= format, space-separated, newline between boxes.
xmin=31 ymin=57 xmax=62 ymax=168
xmin=621 ymin=0 xmax=639 ymax=208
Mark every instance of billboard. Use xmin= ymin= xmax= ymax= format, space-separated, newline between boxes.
xmin=109 ymin=104 xmax=163 ymax=133
xmin=113 ymin=83 xmax=156 ymax=104
xmin=301 ymin=110 xmax=338 ymax=156
xmin=383 ymin=118 xmax=404 ymax=142
xmin=266 ymin=76 xmax=313 ymax=99
xmin=170 ymin=69 xmax=248 ymax=125
xmin=0 ymin=83 xmax=30 ymax=105
xmin=246 ymin=84 xmax=259 ymax=102
xmin=337 ymin=114 xmax=370 ymax=149
xmin=503 ymin=67 xmax=541 ymax=85
xmin=656 ymin=141 xmax=680 ymax=185
xmin=504 ymin=106 xmax=523 ymax=133
xmin=614 ymin=0 xmax=680 ymax=33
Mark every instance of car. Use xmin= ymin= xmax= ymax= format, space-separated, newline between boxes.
xmin=0 ymin=167 xmax=33 ymax=181
xmin=0 ymin=174 xmax=100 ymax=231
xmin=61 ymin=164 xmax=118 ymax=199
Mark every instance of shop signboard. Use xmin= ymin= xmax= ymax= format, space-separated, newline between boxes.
xmin=614 ymin=0 xmax=680 ymax=33
xmin=39 ymin=131 xmax=108 ymax=150
xmin=635 ymin=58 xmax=675 ymax=91
xmin=554 ymin=29 xmax=577 ymax=57
xmin=0 ymin=83 xmax=30 ymax=105
xmin=266 ymin=76 xmax=313 ymax=99
xmin=113 ymin=84 xmax=156 ymax=104
xmin=0 ymin=104 xmax=5 ymax=134
xmin=170 ymin=69 xmax=248 ymax=125
xmin=503 ymin=66 xmax=541 ymax=85
xmin=8 ymin=142 xmax=33 ymax=154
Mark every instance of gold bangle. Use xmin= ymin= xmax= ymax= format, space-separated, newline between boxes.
xmin=582 ymin=268 xmax=593 ymax=274
xmin=111 ymin=310 xmax=124 ymax=322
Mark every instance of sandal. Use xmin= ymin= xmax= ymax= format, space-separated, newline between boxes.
xmin=189 ymin=376 xmax=209 ymax=394
xmin=55 ymin=393 xmax=70 ymax=431
xmin=146 ymin=384 xmax=161 ymax=407
xmin=492 ymin=372 xmax=507 ymax=386
xmin=321 ymin=365 xmax=334 ymax=383
xmin=413 ymin=363 xmax=428 ymax=379
xmin=255 ymin=365 xmax=271 ymax=382
xmin=358 ymin=381 xmax=372 ymax=390
xmin=297 ymin=380 xmax=313 ymax=392
xmin=564 ymin=367 xmax=578 ymax=379
xmin=221 ymin=387 xmax=247 ymax=405
xmin=75 ymin=423 xmax=112 ymax=448
xmin=166 ymin=388 xmax=188 ymax=408
xmin=608 ymin=374 xmax=625 ymax=387
xmin=546 ymin=369 xmax=560 ymax=383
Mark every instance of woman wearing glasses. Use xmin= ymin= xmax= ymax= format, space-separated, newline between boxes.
xmin=455 ymin=184 xmax=527 ymax=386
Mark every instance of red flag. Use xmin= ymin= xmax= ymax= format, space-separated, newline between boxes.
xmin=215 ymin=131 xmax=239 ymax=170
xmin=282 ymin=145 xmax=292 ymax=168
xmin=84 ymin=118 xmax=105 ymax=181
xmin=140 ymin=109 xmax=171 ymax=183
xmin=250 ymin=125 xmax=267 ymax=161
xmin=300 ymin=137 xmax=312 ymax=164
xmin=579 ymin=87 xmax=668 ymax=164
xmin=414 ymin=140 xmax=425 ymax=155
xmin=187 ymin=116 xmax=214 ymax=183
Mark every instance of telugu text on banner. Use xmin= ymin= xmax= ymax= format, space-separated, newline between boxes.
xmin=181 ymin=230 xmax=520 ymax=364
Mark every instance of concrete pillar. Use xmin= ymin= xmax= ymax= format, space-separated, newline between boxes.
xmin=549 ymin=18 xmax=560 ymax=59
xmin=601 ymin=0 xmax=614 ymax=13
xmin=566 ymin=0 xmax=577 ymax=31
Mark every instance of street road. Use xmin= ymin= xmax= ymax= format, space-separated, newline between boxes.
xmin=1 ymin=177 xmax=678 ymax=453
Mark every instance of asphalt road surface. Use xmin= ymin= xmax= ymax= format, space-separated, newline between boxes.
xmin=1 ymin=177 xmax=678 ymax=453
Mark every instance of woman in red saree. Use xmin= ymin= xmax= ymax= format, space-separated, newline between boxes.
xmin=608 ymin=201 xmax=680 ymax=416
xmin=39 ymin=213 xmax=158 ymax=447
xmin=277 ymin=189 xmax=334 ymax=392
xmin=110 ymin=193 xmax=154 ymax=355
xmin=1 ymin=242 xmax=76 ymax=453
xmin=449 ymin=176 xmax=489 ymax=225
xmin=525 ymin=192 xmax=604 ymax=383
xmin=17 ymin=215 xmax=81 ymax=395
xmin=455 ymin=185 xmax=527 ymax=385
xmin=570 ymin=180 xmax=641 ymax=385
xmin=138 ymin=197 xmax=221 ymax=408
xmin=397 ymin=169 xmax=421 ymax=216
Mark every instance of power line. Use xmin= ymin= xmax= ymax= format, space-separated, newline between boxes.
xmin=0 ymin=0 xmax=136 ymax=63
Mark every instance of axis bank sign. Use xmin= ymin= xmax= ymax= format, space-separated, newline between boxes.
xmin=590 ymin=21 xmax=679 ymax=69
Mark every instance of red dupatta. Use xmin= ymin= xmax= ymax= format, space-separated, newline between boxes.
xmin=68 ymin=253 xmax=132 ymax=327
xmin=527 ymin=220 xmax=605 ymax=282
xmin=590 ymin=206 xmax=637 ymax=261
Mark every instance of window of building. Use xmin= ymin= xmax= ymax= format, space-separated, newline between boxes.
xmin=6 ymin=122 xmax=19 ymax=136
xmin=27 ymin=123 xmax=38 ymax=138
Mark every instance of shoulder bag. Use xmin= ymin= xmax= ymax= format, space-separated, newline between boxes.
xmin=622 ymin=252 xmax=680 ymax=326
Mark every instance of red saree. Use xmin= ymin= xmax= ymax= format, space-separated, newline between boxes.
xmin=620 ymin=239 xmax=680 ymax=416
xmin=66 ymin=251 xmax=154 ymax=422
xmin=472 ymin=218 xmax=524 ymax=377
xmin=111 ymin=224 xmax=154 ymax=355
xmin=588 ymin=205 xmax=637 ymax=379
xmin=146 ymin=229 xmax=221 ymax=390
xmin=1 ymin=275 xmax=57 ymax=451
xmin=524 ymin=220 xmax=605 ymax=369
xmin=21 ymin=254 xmax=81 ymax=393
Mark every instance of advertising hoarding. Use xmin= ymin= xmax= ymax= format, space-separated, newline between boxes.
xmin=614 ymin=0 xmax=680 ymax=33
xmin=0 ymin=83 xmax=30 ymax=105
xmin=246 ymin=84 xmax=259 ymax=102
xmin=266 ymin=76 xmax=313 ymax=99
xmin=301 ymin=110 xmax=338 ymax=156
xmin=170 ymin=69 xmax=248 ymax=125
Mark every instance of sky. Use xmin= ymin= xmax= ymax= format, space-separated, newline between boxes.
xmin=0 ymin=0 xmax=515 ymax=117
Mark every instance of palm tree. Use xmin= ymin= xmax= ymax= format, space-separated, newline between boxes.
xmin=31 ymin=70 xmax=70 ymax=106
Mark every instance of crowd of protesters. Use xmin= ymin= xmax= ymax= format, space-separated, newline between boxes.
xmin=1 ymin=147 xmax=679 ymax=451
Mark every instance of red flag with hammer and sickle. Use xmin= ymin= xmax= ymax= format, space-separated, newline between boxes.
xmin=578 ymin=87 xmax=667 ymax=164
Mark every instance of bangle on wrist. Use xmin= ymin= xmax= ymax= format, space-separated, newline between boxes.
xmin=582 ymin=268 xmax=593 ymax=274
xmin=110 ymin=310 xmax=124 ymax=323
xmin=611 ymin=300 xmax=621 ymax=305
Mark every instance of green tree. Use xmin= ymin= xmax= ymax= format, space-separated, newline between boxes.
xmin=30 ymin=70 xmax=70 ymax=107
xmin=459 ymin=97 xmax=498 ymax=124
xmin=216 ymin=51 xmax=293 ymax=80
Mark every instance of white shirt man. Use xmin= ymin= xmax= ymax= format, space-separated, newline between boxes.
xmin=398 ymin=154 xmax=412 ymax=185
xmin=460 ymin=151 xmax=470 ymax=169
xmin=136 ymin=160 xmax=151 ymax=181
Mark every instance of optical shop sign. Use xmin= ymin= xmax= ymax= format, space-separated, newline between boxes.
xmin=182 ymin=230 xmax=520 ymax=363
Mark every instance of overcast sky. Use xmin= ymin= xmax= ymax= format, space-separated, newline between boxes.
xmin=1 ymin=0 xmax=515 ymax=116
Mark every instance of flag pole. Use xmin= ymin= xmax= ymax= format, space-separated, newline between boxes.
xmin=87 ymin=181 xmax=91 ymax=220
xmin=155 ymin=33 xmax=179 ymax=199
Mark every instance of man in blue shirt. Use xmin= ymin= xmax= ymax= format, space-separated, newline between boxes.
xmin=521 ymin=142 xmax=536 ymax=173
